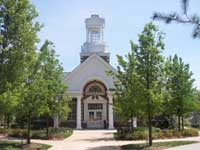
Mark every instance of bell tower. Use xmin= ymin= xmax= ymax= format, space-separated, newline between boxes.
xmin=80 ymin=14 xmax=110 ymax=63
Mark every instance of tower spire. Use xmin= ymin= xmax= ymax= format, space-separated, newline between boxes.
xmin=80 ymin=14 xmax=110 ymax=63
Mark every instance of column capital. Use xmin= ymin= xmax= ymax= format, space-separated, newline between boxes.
xmin=107 ymin=91 xmax=114 ymax=97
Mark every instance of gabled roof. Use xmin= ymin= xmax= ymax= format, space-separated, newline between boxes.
xmin=64 ymin=54 xmax=116 ymax=82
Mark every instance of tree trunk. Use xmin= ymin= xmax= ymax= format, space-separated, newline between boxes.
xmin=131 ymin=117 xmax=134 ymax=131
xmin=27 ymin=112 xmax=31 ymax=144
xmin=178 ymin=115 xmax=181 ymax=131
xmin=181 ymin=116 xmax=184 ymax=130
xmin=4 ymin=114 xmax=6 ymax=129
xmin=148 ymin=109 xmax=152 ymax=146
xmin=46 ymin=115 xmax=49 ymax=139
xmin=7 ymin=114 xmax=10 ymax=128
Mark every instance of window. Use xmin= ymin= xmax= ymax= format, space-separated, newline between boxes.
xmin=96 ymin=112 xmax=102 ymax=120
xmin=91 ymin=31 xmax=100 ymax=42
xmin=89 ymin=112 xmax=94 ymax=121
xmin=88 ymin=86 xmax=102 ymax=93
xmin=88 ymin=103 xmax=103 ymax=110
xmin=67 ymin=98 xmax=77 ymax=121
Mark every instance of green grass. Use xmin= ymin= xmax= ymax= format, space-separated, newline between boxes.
xmin=121 ymin=141 xmax=197 ymax=150
xmin=0 ymin=141 xmax=51 ymax=150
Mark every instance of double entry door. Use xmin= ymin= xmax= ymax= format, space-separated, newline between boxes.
xmin=88 ymin=110 xmax=104 ymax=128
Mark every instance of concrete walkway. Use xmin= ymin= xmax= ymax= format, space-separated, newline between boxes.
xmin=31 ymin=130 xmax=200 ymax=150
xmin=33 ymin=130 xmax=121 ymax=150
xmin=1 ymin=130 xmax=200 ymax=150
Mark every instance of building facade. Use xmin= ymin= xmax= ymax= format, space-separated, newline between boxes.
xmin=63 ymin=15 xmax=116 ymax=129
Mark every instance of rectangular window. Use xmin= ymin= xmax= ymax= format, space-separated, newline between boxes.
xmin=96 ymin=111 xmax=102 ymax=120
xmin=89 ymin=112 xmax=94 ymax=121
xmin=88 ymin=103 xmax=103 ymax=110
xmin=91 ymin=31 xmax=100 ymax=42
xmin=67 ymin=98 xmax=77 ymax=121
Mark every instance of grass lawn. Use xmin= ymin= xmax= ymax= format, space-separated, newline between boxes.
xmin=121 ymin=141 xmax=198 ymax=150
xmin=0 ymin=141 xmax=51 ymax=150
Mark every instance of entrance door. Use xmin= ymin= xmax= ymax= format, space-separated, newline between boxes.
xmin=88 ymin=111 xmax=103 ymax=128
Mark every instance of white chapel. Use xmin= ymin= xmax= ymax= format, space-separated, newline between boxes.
xmin=63 ymin=14 xmax=116 ymax=129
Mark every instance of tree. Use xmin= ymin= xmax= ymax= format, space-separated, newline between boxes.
xmin=134 ymin=23 xmax=165 ymax=146
xmin=38 ymin=40 xmax=70 ymax=139
xmin=112 ymin=42 xmax=145 ymax=128
xmin=153 ymin=0 xmax=200 ymax=38
xmin=0 ymin=0 xmax=41 ymax=128
xmin=165 ymin=54 xmax=198 ymax=131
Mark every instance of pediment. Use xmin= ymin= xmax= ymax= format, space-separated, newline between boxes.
xmin=64 ymin=54 xmax=116 ymax=92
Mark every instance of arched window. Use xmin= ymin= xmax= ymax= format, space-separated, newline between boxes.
xmin=88 ymin=86 xmax=102 ymax=93
xmin=83 ymin=80 xmax=106 ymax=96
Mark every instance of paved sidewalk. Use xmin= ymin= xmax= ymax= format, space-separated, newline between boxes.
xmin=1 ymin=130 xmax=200 ymax=150
xmin=33 ymin=130 xmax=121 ymax=150
xmin=32 ymin=130 xmax=200 ymax=150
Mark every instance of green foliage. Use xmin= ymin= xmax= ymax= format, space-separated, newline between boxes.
xmin=8 ymin=128 xmax=27 ymax=138
xmin=114 ymin=128 xmax=199 ymax=140
xmin=112 ymin=22 xmax=165 ymax=145
xmin=38 ymin=40 xmax=70 ymax=120
xmin=153 ymin=0 xmax=200 ymax=38
xmin=181 ymin=128 xmax=199 ymax=137
xmin=134 ymin=22 xmax=165 ymax=146
xmin=7 ymin=128 xmax=72 ymax=140
xmin=0 ymin=0 xmax=69 ymax=144
xmin=112 ymin=41 xmax=146 ymax=124
xmin=0 ymin=0 xmax=41 ymax=126
xmin=164 ymin=54 xmax=198 ymax=130
xmin=0 ymin=128 xmax=7 ymax=134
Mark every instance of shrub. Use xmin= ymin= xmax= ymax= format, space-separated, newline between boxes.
xmin=181 ymin=128 xmax=199 ymax=137
xmin=0 ymin=128 xmax=7 ymax=134
xmin=153 ymin=131 xmax=164 ymax=139
xmin=31 ymin=130 xmax=46 ymax=139
xmin=133 ymin=130 xmax=148 ymax=140
xmin=173 ymin=130 xmax=183 ymax=138
xmin=8 ymin=129 xmax=27 ymax=138
xmin=8 ymin=128 xmax=73 ymax=140
xmin=114 ymin=128 xmax=199 ymax=140
xmin=162 ymin=130 xmax=174 ymax=138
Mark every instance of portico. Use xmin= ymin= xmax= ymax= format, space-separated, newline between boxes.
xmin=68 ymin=80 xmax=114 ymax=129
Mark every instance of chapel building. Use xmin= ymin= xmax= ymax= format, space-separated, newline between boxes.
xmin=64 ymin=14 xmax=116 ymax=129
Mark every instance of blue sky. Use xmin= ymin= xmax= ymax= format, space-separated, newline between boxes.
xmin=31 ymin=0 xmax=200 ymax=89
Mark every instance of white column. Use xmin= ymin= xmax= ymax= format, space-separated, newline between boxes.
xmin=76 ymin=96 xmax=82 ymax=129
xmin=133 ymin=117 xmax=137 ymax=128
xmin=53 ymin=115 xmax=59 ymax=128
xmin=108 ymin=95 xmax=114 ymax=129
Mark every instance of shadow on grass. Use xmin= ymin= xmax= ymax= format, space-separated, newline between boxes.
xmin=122 ymin=144 xmax=148 ymax=150
xmin=75 ymin=137 xmax=114 ymax=142
xmin=86 ymin=145 xmax=120 ymax=150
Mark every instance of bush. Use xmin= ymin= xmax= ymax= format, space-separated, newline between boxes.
xmin=114 ymin=128 xmax=199 ymax=140
xmin=0 ymin=128 xmax=7 ymax=134
xmin=114 ymin=128 xmax=149 ymax=140
xmin=7 ymin=128 xmax=73 ymax=140
xmin=181 ymin=128 xmax=199 ymax=137
xmin=31 ymin=130 xmax=46 ymax=139
xmin=162 ymin=130 xmax=174 ymax=138
xmin=8 ymin=128 xmax=27 ymax=138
